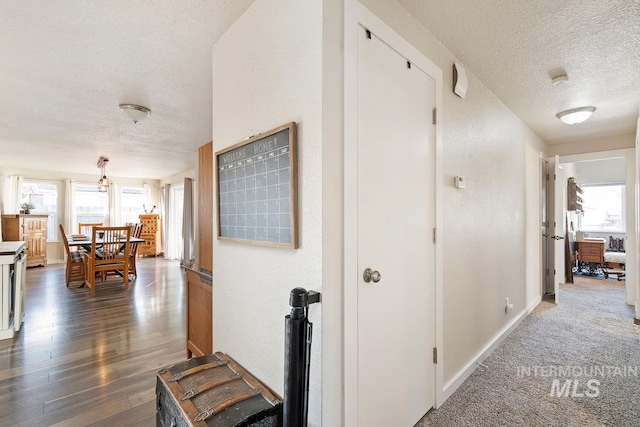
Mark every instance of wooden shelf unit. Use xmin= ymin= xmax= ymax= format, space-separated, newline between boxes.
xmin=1 ymin=214 xmax=48 ymax=267
xmin=568 ymin=180 xmax=584 ymax=212
xmin=138 ymin=214 xmax=162 ymax=257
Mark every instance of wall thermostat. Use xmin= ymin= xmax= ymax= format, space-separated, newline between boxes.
xmin=454 ymin=176 xmax=466 ymax=189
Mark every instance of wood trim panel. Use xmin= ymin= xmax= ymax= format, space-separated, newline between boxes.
xmin=198 ymin=141 xmax=213 ymax=273
xmin=186 ymin=269 xmax=212 ymax=358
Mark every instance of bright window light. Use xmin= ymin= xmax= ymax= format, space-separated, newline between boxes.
xmin=581 ymin=184 xmax=625 ymax=232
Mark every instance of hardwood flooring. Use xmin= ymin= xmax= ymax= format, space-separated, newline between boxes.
xmin=0 ymin=258 xmax=186 ymax=427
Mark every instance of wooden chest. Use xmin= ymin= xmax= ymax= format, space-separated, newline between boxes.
xmin=576 ymin=239 xmax=605 ymax=264
xmin=156 ymin=352 xmax=282 ymax=427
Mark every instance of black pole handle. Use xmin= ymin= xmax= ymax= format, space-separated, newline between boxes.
xmin=284 ymin=288 xmax=320 ymax=427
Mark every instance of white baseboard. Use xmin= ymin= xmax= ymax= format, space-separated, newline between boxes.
xmin=441 ymin=295 xmax=542 ymax=403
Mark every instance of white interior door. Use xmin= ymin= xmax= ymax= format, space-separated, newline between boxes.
xmin=357 ymin=25 xmax=436 ymax=426
xmin=553 ymin=155 xmax=565 ymax=304
xmin=541 ymin=158 xmax=550 ymax=295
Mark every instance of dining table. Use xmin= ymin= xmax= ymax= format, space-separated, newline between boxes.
xmin=66 ymin=235 xmax=145 ymax=252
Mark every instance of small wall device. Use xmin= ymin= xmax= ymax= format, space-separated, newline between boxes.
xmin=454 ymin=176 xmax=466 ymax=189
xmin=453 ymin=63 xmax=468 ymax=99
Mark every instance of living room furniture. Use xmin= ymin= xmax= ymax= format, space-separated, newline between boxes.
xmin=59 ymin=224 xmax=85 ymax=286
xmin=83 ymin=226 xmax=131 ymax=295
xmin=576 ymin=238 xmax=604 ymax=264
xmin=1 ymin=214 xmax=48 ymax=267
xmin=78 ymin=222 xmax=103 ymax=235
xmin=127 ymin=223 xmax=143 ymax=279
xmin=138 ymin=214 xmax=162 ymax=256
xmin=576 ymin=237 xmax=626 ymax=280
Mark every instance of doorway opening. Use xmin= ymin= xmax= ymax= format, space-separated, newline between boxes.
xmin=550 ymin=149 xmax=636 ymax=307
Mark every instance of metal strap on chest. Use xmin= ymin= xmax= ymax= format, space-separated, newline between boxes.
xmin=180 ymin=372 xmax=244 ymax=400
xmin=167 ymin=360 xmax=228 ymax=382
xmin=194 ymin=388 xmax=263 ymax=422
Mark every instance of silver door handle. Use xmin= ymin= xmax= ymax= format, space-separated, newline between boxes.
xmin=363 ymin=268 xmax=381 ymax=283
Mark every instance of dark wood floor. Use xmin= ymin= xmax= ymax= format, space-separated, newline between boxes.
xmin=0 ymin=257 xmax=186 ymax=427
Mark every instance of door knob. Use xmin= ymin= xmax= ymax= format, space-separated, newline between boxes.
xmin=363 ymin=268 xmax=381 ymax=283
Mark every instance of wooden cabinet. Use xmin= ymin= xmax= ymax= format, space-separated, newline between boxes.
xmin=185 ymin=268 xmax=212 ymax=357
xmin=185 ymin=141 xmax=214 ymax=357
xmin=138 ymin=214 xmax=162 ymax=257
xmin=576 ymin=239 xmax=605 ymax=264
xmin=1 ymin=214 xmax=48 ymax=267
xmin=568 ymin=180 xmax=584 ymax=212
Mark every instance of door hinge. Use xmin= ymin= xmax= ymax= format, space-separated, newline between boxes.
xmin=554 ymin=269 xmax=556 ymax=275
xmin=365 ymin=29 xmax=371 ymax=39
xmin=433 ymin=228 xmax=437 ymax=244
xmin=554 ymin=173 xmax=556 ymax=180
xmin=432 ymin=107 xmax=437 ymax=125
xmin=433 ymin=347 xmax=438 ymax=364
xmin=407 ymin=60 xmax=411 ymax=69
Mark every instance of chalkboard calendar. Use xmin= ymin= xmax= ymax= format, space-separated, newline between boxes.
xmin=216 ymin=122 xmax=298 ymax=248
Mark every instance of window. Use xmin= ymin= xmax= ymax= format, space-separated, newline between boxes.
xmin=74 ymin=184 xmax=108 ymax=229
xmin=581 ymin=184 xmax=625 ymax=232
xmin=166 ymin=184 xmax=184 ymax=260
xmin=20 ymin=181 xmax=59 ymax=241
xmin=121 ymin=186 xmax=145 ymax=224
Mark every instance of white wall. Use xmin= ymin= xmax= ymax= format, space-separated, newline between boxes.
xmin=212 ymin=0 xmax=553 ymax=422
xmin=159 ymin=168 xmax=195 ymax=187
xmin=212 ymin=0 xmax=323 ymax=425
xmin=358 ymin=0 xmax=548 ymax=389
xmin=549 ymin=133 xmax=635 ymax=157
xmin=320 ymin=0 xmax=344 ymax=424
xmin=574 ymin=158 xmax=626 ymax=184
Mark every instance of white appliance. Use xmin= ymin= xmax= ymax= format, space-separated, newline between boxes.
xmin=0 ymin=241 xmax=27 ymax=340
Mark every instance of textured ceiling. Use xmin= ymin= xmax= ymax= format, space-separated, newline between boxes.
xmin=1 ymin=1 xmax=638 ymax=181
xmin=0 ymin=0 xmax=255 ymax=179
xmin=396 ymin=0 xmax=640 ymax=145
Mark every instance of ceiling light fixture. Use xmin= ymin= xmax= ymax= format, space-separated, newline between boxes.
xmin=556 ymin=106 xmax=596 ymax=125
xmin=97 ymin=156 xmax=109 ymax=191
xmin=119 ymin=103 xmax=151 ymax=124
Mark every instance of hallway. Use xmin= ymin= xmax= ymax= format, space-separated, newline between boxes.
xmin=418 ymin=276 xmax=639 ymax=426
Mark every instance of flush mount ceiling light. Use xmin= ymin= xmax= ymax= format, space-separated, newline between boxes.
xmin=556 ymin=106 xmax=596 ymax=125
xmin=119 ymin=103 xmax=151 ymax=124
xmin=97 ymin=156 xmax=109 ymax=191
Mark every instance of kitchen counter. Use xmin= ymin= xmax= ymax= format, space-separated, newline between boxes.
xmin=1 ymin=241 xmax=27 ymax=340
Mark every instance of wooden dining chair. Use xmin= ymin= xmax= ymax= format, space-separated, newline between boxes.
xmin=59 ymin=224 xmax=85 ymax=287
xmin=78 ymin=222 xmax=103 ymax=235
xmin=127 ymin=223 xmax=144 ymax=279
xmin=83 ymin=226 xmax=131 ymax=295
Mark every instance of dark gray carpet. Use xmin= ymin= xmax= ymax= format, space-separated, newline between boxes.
xmin=417 ymin=277 xmax=640 ymax=427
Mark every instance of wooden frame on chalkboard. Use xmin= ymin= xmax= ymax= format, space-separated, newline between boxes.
xmin=215 ymin=122 xmax=298 ymax=248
